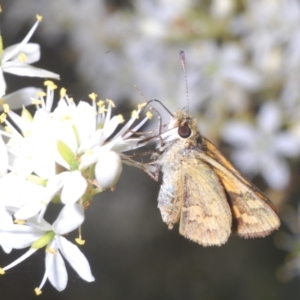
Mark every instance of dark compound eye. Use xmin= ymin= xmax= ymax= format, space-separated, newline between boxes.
xmin=178 ymin=125 xmax=191 ymax=138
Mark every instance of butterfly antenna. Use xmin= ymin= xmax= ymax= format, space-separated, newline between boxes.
xmin=134 ymin=86 xmax=172 ymax=146
xmin=180 ymin=50 xmax=189 ymax=112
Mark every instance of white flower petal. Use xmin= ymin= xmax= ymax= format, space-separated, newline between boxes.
xmin=73 ymin=101 xmax=97 ymax=149
xmin=100 ymin=115 xmax=120 ymax=142
xmin=14 ymin=202 xmax=45 ymax=220
xmin=257 ymin=101 xmax=281 ymax=133
xmin=221 ymin=121 xmax=256 ymax=147
xmin=61 ymin=171 xmax=87 ymax=205
xmin=0 ymin=207 xmax=13 ymax=253
xmin=95 ymin=151 xmax=122 ymax=189
xmin=3 ymin=62 xmax=59 ymax=79
xmin=58 ymin=236 xmax=95 ymax=282
xmin=47 ymin=240 xmax=68 ymax=292
xmin=261 ymin=157 xmax=290 ymax=190
xmin=1 ymin=87 xmax=42 ymax=110
xmin=82 ymin=130 xmax=105 ymax=152
xmin=3 ymin=43 xmax=40 ymax=64
xmin=53 ymin=204 xmax=84 ymax=235
xmin=230 ymin=149 xmax=260 ymax=176
xmin=273 ymin=133 xmax=300 ymax=157
xmin=27 ymin=216 xmax=52 ymax=232
xmin=0 ymin=225 xmax=43 ymax=249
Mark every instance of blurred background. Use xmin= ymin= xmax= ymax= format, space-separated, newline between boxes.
xmin=1 ymin=0 xmax=300 ymax=299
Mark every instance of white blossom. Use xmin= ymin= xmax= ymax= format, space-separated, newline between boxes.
xmin=0 ymin=204 xmax=94 ymax=293
xmin=221 ymin=101 xmax=300 ymax=190
xmin=0 ymin=15 xmax=59 ymax=97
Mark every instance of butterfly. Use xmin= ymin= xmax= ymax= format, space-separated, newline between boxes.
xmin=148 ymin=51 xmax=280 ymax=246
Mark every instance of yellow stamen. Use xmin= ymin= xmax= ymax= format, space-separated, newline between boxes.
xmin=99 ymin=106 xmax=107 ymax=114
xmin=31 ymin=98 xmax=42 ymax=105
xmin=36 ymin=91 xmax=46 ymax=97
xmin=117 ymin=114 xmax=125 ymax=124
xmin=106 ymin=99 xmax=116 ymax=107
xmin=97 ymin=100 xmax=105 ymax=107
xmin=60 ymin=88 xmax=67 ymax=98
xmin=89 ymin=92 xmax=98 ymax=101
xmin=138 ymin=102 xmax=147 ymax=109
xmin=14 ymin=219 xmax=25 ymax=225
xmin=0 ymin=113 xmax=6 ymax=123
xmin=131 ymin=110 xmax=139 ymax=119
xmin=3 ymin=104 xmax=9 ymax=113
xmin=146 ymin=111 xmax=153 ymax=119
xmin=34 ymin=288 xmax=42 ymax=296
xmin=18 ymin=53 xmax=27 ymax=63
xmin=44 ymin=81 xmax=57 ymax=90
xmin=0 ymin=268 xmax=5 ymax=275
xmin=0 ymin=98 xmax=5 ymax=105
xmin=46 ymin=247 xmax=57 ymax=255
xmin=75 ymin=238 xmax=86 ymax=245
xmin=44 ymin=80 xmax=53 ymax=86
xmin=4 ymin=126 xmax=11 ymax=133
xmin=49 ymin=84 xmax=57 ymax=90
xmin=36 ymin=15 xmax=43 ymax=22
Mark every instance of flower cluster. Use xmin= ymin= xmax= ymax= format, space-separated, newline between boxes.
xmin=0 ymin=14 xmax=153 ymax=294
xmin=0 ymin=82 xmax=152 ymax=294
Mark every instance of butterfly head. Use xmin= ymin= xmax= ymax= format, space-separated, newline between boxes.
xmin=169 ymin=110 xmax=198 ymax=139
xmin=156 ymin=110 xmax=200 ymax=154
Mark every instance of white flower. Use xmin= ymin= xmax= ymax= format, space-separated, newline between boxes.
xmin=0 ymin=15 xmax=59 ymax=97
xmin=50 ymin=93 xmax=150 ymax=191
xmin=0 ymin=204 xmax=94 ymax=293
xmin=221 ymin=101 xmax=299 ymax=190
xmin=0 ymin=83 xmax=151 ymax=212
xmin=275 ymin=204 xmax=300 ymax=281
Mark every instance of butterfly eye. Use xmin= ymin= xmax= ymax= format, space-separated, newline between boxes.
xmin=178 ymin=125 xmax=191 ymax=138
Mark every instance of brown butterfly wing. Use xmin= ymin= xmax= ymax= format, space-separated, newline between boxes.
xmin=200 ymin=137 xmax=280 ymax=238
xmin=158 ymin=149 xmax=232 ymax=246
